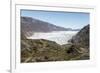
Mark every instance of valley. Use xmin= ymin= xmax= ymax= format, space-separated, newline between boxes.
xmin=21 ymin=16 xmax=90 ymax=63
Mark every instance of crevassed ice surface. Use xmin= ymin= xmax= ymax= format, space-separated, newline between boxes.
xmin=27 ymin=31 xmax=78 ymax=45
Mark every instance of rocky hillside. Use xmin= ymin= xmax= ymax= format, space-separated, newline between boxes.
xmin=21 ymin=38 xmax=70 ymax=62
xmin=69 ymin=25 xmax=89 ymax=49
xmin=21 ymin=32 xmax=89 ymax=63
xmin=67 ymin=25 xmax=90 ymax=60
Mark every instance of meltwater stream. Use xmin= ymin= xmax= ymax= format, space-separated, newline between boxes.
xmin=27 ymin=31 xmax=78 ymax=45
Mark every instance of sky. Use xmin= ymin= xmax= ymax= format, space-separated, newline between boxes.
xmin=21 ymin=10 xmax=90 ymax=29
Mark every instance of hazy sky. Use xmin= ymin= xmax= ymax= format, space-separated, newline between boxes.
xmin=21 ymin=10 xmax=89 ymax=29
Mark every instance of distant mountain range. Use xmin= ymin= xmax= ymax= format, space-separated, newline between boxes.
xmin=21 ymin=17 xmax=79 ymax=36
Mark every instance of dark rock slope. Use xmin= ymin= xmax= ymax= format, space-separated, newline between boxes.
xmin=69 ymin=25 xmax=89 ymax=49
xmin=21 ymin=17 xmax=70 ymax=36
xmin=67 ymin=25 xmax=90 ymax=60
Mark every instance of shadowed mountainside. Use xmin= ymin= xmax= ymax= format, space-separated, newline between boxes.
xmin=67 ymin=25 xmax=90 ymax=60
xmin=21 ymin=17 xmax=79 ymax=36
xmin=69 ymin=25 xmax=89 ymax=50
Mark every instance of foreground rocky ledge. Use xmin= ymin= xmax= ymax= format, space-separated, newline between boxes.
xmin=21 ymin=39 xmax=89 ymax=63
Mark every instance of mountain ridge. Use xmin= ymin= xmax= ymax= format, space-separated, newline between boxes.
xmin=21 ymin=16 xmax=80 ymax=36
